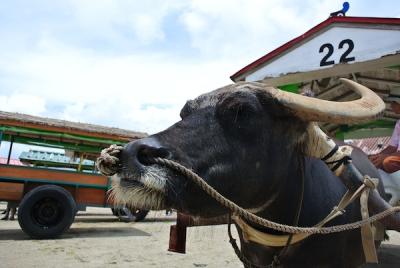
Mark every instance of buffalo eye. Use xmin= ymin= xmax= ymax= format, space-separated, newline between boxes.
xmin=216 ymin=92 xmax=262 ymax=133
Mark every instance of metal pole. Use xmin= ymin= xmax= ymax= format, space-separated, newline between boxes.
xmin=7 ymin=136 xmax=14 ymax=165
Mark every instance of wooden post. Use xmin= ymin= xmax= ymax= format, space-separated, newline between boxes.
xmin=7 ymin=136 xmax=14 ymax=165
xmin=77 ymin=153 xmax=85 ymax=172
xmin=168 ymin=213 xmax=191 ymax=254
xmin=0 ymin=131 xmax=3 ymax=150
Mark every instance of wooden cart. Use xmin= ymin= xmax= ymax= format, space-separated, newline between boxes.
xmin=0 ymin=111 xmax=147 ymax=238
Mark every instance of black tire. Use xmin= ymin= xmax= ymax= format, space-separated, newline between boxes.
xmin=111 ymin=207 xmax=118 ymax=216
xmin=127 ymin=207 xmax=149 ymax=222
xmin=18 ymin=185 xmax=76 ymax=239
xmin=111 ymin=206 xmax=149 ymax=222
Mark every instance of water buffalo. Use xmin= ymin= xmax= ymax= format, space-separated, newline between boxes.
xmin=98 ymin=79 xmax=391 ymax=267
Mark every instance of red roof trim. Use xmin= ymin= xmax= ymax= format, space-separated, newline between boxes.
xmin=230 ymin=17 xmax=400 ymax=81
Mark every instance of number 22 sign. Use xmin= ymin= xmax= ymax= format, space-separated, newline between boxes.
xmin=319 ymin=39 xmax=355 ymax=67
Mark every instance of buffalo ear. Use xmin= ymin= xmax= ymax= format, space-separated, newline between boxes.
xmin=215 ymin=91 xmax=267 ymax=137
xmin=216 ymin=91 xmax=263 ymax=122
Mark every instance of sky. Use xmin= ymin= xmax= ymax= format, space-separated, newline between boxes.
xmin=0 ymin=0 xmax=399 ymax=138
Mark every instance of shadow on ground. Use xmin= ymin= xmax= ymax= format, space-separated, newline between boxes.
xmin=65 ymin=226 xmax=151 ymax=238
xmin=378 ymin=244 xmax=400 ymax=265
xmin=0 ymin=226 xmax=150 ymax=241
xmin=360 ymin=245 xmax=400 ymax=267
xmin=73 ymin=217 xmax=120 ymax=223
xmin=73 ymin=215 xmax=176 ymax=223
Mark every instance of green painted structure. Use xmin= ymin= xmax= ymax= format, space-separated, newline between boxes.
xmin=19 ymin=150 xmax=95 ymax=171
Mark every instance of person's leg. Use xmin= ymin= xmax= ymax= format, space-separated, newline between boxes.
xmin=382 ymin=155 xmax=400 ymax=173
xmin=1 ymin=205 xmax=10 ymax=220
xmin=9 ymin=207 xmax=16 ymax=220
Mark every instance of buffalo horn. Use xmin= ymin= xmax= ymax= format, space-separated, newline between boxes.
xmin=271 ymin=78 xmax=385 ymax=123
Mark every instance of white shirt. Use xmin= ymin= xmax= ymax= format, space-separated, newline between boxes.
xmin=389 ymin=120 xmax=400 ymax=151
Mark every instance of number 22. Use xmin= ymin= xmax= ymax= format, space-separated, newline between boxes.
xmin=319 ymin=39 xmax=355 ymax=67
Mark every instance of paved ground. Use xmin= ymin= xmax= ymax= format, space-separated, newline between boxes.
xmin=0 ymin=204 xmax=399 ymax=268
xmin=0 ymin=206 xmax=240 ymax=268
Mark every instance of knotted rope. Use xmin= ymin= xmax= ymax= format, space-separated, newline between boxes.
xmin=96 ymin=144 xmax=123 ymax=176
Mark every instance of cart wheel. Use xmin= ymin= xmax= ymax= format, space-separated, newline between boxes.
xmin=18 ymin=185 xmax=76 ymax=239
xmin=111 ymin=206 xmax=149 ymax=222
xmin=127 ymin=207 xmax=149 ymax=222
xmin=111 ymin=207 xmax=118 ymax=216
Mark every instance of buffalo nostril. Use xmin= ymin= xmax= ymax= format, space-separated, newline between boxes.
xmin=137 ymin=146 xmax=170 ymax=165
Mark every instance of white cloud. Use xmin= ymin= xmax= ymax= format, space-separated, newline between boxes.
xmin=181 ymin=11 xmax=206 ymax=33
xmin=0 ymin=94 xmax=46 ymax=115
xmin=179 ymin=0 xmax=336 ymax=59
xmin=66 ymin=0 xmax=185 ymax=45
xmin=132 ymin=15 xmax=165 ymax=43
xmin=0 ymin=0 xmax=398 ymax=136
xmin=0 ymin=40 xmax=234 ymax=133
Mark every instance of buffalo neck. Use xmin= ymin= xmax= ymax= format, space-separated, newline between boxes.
xmin=248 ymin=147 xmax=305 ymax=234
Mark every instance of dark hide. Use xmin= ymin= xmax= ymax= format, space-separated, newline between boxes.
xmin=118 ymin=84 xmax=384 ymax=267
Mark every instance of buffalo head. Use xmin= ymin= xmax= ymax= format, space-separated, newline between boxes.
xmin=98 ymin=79 xmax=384 ymax=218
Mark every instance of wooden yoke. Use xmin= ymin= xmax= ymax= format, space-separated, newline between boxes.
xmin=307 ymin=123 xmax=400 ymax=231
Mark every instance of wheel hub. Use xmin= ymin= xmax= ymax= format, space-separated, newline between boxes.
xmin=33 ymin=198 xmax=63 ymax=227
